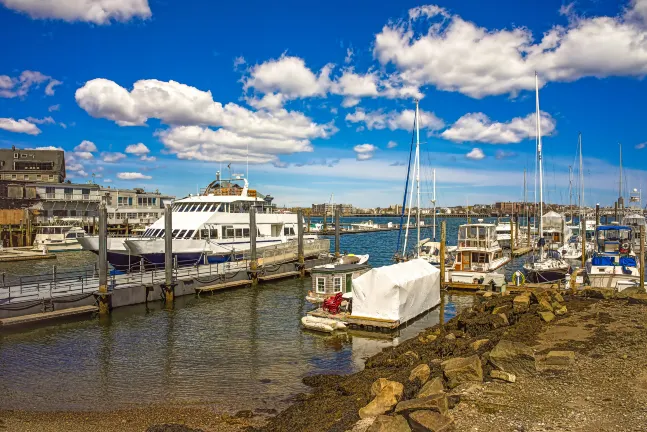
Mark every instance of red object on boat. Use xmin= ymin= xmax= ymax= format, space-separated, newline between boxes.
xmin=322 ymin=292 xmax=343 ymax=314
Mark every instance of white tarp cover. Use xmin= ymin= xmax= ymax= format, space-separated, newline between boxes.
xmin=351 ymin=258 xmax=440 ymax=323
xmin=542 ymin=211 xmax=564 ymax=229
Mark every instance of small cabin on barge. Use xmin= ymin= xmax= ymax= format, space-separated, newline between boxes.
xmin=307 ymin=263 xmax=371 ymax=303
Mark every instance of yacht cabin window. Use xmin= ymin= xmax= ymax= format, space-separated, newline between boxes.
xmin=185 ymin=230 xmax=194 ymax=239
xmin=235 ymin=228 xmax=243 ymax=238
xmin=172 ymin=229 xmax=179 ymax=238
xmin=284 ymin=226 xmax=295 ymax=236
xmin=177 ymin=230 xmax=186 ymax=238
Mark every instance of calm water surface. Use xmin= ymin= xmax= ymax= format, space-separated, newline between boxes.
xmin=0 ymin=218 xmax=532 ymax=413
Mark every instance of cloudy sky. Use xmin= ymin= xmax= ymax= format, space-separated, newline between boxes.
xmin=1 ymin=0 xmax=646 ymax=208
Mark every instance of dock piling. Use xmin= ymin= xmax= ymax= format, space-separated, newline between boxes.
xmin=297 ymin=209 xmax=305 ymax=277
xmin=614 ymin=202 xmax=618 ymax=222
xmin=440 ymin=220 xmax=446 ymax=290
xmin=249 ymin=207 xmax=258 ymax=285
xmin=641 ymin=225 xmax=645 ymax=290
xmin=581 ymin=215 xmax=586 ymax=270
xmin=527 ymin=215 xmax=531 ymax=247
xmin=510 ymin=216 xmax=515 ymax=257
xmin=334 ymin=205 xmax=341 ymax=259
xmin=595 ymin=204 xmax=600 ymax=229
xmin=163 ymin=205 xmax=175 ymax=303
xmin=97 ymin=204 xmax=110 ymax=315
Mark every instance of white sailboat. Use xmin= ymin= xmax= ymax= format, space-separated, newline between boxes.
xmin=523 ymin=73 xmax=571 ymax=283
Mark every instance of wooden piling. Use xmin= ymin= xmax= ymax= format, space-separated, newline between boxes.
xmin=527 ymin=215 xmax=531 ymax=247
xmin=614 ymin=202 xmax=618 ymax=222
xmin=297 ymin=209 xmax=305 ymax=277
xmin=595 ymin=204 xmax=600 ymax=230
xmin=440 ymin=221 xmax=446 ymax=290
xmin=581 ymin=215 xmax=586 ymax=270
xmin=641 ymin=225 xmax=645 ymax=290
xmin=334 ymin=205 xmax=341 ymax=259
xmin=249 ymin=207 xmax=258 ymax=285
xmin=97 ymin=204 xmax=110 ymax=315
xmin=164 ymin=205 xmax=175 ymax=302
xmin=510 ymin=216 xmax=515 ymax=257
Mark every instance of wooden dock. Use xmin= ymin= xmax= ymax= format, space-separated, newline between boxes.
xmin=511 ymin=246 xmax=533 ymax=257
xmin=307 ymin=309 xmax=400 ymax=330
xmin=0 ymin=247 xmax=56 ymax=262
xmin=0 ymin=305 xmax=98 ymax=327
xmin=195 ymin=279 xmax=253 ymax=294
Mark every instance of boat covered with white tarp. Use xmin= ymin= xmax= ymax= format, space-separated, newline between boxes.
xmin=351 ymin=258 xmax=440 ymax=325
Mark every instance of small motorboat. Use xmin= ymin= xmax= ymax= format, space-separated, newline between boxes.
xmin=301 ymin=316 xmax=347 ymax=333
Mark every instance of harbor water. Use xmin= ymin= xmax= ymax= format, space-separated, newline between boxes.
xmin=0 ymin=217 xmax=547 ymax=413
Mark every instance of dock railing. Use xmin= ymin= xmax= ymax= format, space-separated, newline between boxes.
xmin=0 ymin=239 xmax=331 ymax=305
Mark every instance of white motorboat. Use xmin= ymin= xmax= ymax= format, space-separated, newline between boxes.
xmin=124 ymin=173 xmax=317 ymax=266
xmin=622 ymin=213 xmax=646 ymax=251
xmin=419 ymin=238 xmax=457 ymax=267
xmin=495 ymin=220 xmax=512 ymax=249
xmin=448 ymin=221 xmax=510 ymax=287
xmin=561 ymin=220 xmax=595 ymax=260
xmin=32 ymin=225 xmax=86 ymax=252
xmin=586 ymin=224 xmax=641 ymax=291
xmin=77 ymin=235 xmax=143 ymax=270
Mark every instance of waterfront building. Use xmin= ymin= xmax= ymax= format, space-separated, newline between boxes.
xmin=311 ymin=203 xmax=353 ymax=215
xmin=101 ymin=186 xmax=174 ymax=229
xmin=0 ymin=146 xmax=65 ymax=183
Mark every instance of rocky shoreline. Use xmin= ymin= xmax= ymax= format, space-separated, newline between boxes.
xmin=255 ymin=287 xmax=647 ymax=432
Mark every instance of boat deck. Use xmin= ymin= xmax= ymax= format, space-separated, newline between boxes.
xmin=0 ymin=247 xmax=56 ymax=262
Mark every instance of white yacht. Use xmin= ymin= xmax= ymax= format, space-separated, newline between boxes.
xmin=562 ymin=220 xmax=595 ymax=260
xmin=448 ymin=221 xmax=510 ymax=287
xmin=541 ymin=211 xmax=572 ymax=250
xmin=32 ymin=225 xmax=86 ymax=252
xmin=419 ymin=238 xmax=457 ymax=267
xmin=586 ymin=224 xmax=641 ymax=291
xmin=495 ymin=220 xmax=512 ymax=249
xmin=622 ymin=213 xmax=646 ymax=251
xmin=124 ymin=174 xmax=316 ymax=266
xmin=77 ymin=235 xmax=142 ymax=270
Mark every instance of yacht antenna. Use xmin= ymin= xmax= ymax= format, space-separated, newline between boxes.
xmin=579 ymin=132 xmax=584 ymax=221
xmin=246 ymin=141 xmax=249 ymax=181
xmin=568 ymin=165 xmax=573 ymax=223
xmin=619 ymin=142 xmax=623 ymax=220
xmin=536 ymin=72 xmax=544 ymax=259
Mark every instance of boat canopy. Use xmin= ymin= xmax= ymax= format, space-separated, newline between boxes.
xmin=351 ymin=259 xmax=440 ymax=324
xmin=596 ymin=225 xmax=631 ymax=231
xmin=542 ymin=211 xmax=564 ymax=229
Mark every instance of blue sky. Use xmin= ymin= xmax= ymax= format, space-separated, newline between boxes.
xmin=1 ymin=0 xmax=646 ymax=208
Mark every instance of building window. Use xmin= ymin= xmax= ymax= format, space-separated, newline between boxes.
xmin=333 ymin=277 xmax=342 ymax=293
xmin=49 ymin=175 xmax=54 ymax=181
xmin=36 ymin=174 xmax=41 ymax=180
xmin=14 ymin=153 xmax=18 ymax=159
xmin=11 ymin=174 xmax=16 ymax=179
xmin=316 ymin=277 xmax=326 ymax=294
xmin=24 ymin=175 xmax=29 ymax=180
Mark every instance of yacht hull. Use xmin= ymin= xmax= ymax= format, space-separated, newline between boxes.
xmin=524 ymin=267 xmax=570 ymax=284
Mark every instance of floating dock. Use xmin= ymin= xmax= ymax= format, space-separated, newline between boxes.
xmin=307 ymin=309 xmax=401 ymax=330
xmin=0 ymin=305 xmax=98 ymax=327
xmin=0 ymin=247 xmax=56 ymax=262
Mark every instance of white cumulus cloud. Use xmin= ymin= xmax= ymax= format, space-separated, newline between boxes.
xmin=125 ymin=142 xmax=150 ymax=155
xmin=354 ymin=143 xmax=377 ymax=161
xmin=75 ymin=140 xmax=98 ymax=152
xmin=0 ymin=0 xmax=152 ymax=24
xmin=374 ymin=2 xmax=647 ymax=98
xmin=117 ymin=172 xmax=152 ymax=180
xmin=387 ymin=140 xmax=398 ymax=148
xmin=0 ymin=70 xmax=60 ymax=98
xmin=441 ymin=112 xmax=556 ymax=144
xmin=0 ymin=117 xmax=41 ymax=135
xmin=346 ymin=108 xmax=445 ymax=131
xmin=466 ymin=148 xmax=485 ymax=160
xmin=101 ymin=152 xmax=127 ymax=163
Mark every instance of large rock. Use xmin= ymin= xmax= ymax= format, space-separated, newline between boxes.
xmin=628 ymin=294 xmax=647 ymax=305
xmin=394 ymin=393 xmax=448 ymax=415
xmin=441 ymin=355 xmax=483 ymax=389
xmin=538 ymin=297 xmax=554 ymax=312
xmin=490 ymin=370 xmax=516 ymax=383
xmin=554 ymin=305 xmax=568 ymax=316
xmin=409 ymin=364 xmax=431 ymax=385
xmin=513 ymin=295 xmax=530 ymax=312
xmin=489 ymin=340 xmax=536 ymax=375
xmin=360 ymin=379 xmax=404 ymax=419
xmin=471 ymin=339 xmax=490 ymax=351
xmin=408 ymin=411 xmax=454 ymax=432
xmin=545 ymin=351 xmax=575 ymax=366
xmin=492 ymin=304 xmax=512 ymax=315
xmin=539 ymin=311 xmax=555 ymax=322
xmin=418 ymin=377 xmax=445 ymax=398
xmin=367 ymin=415 xmax=411 ymax=432
xmin=552 ymin=291 xmax=565 ymax=303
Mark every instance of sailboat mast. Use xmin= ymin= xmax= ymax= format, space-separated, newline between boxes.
xmin=524 ymin=168 xmax=527 ymax=236
xmin=416 ymin=99 xmax=421 ymax=258
xmin=432 ymin=168 xmax=437 ymax=241
xmin=568 ymin=165 xmax=573 ymax=223
xmin=535 ymin=72 xmax=544 ymax=255
xmin=579 ymin=133 xmax=583 ymax=220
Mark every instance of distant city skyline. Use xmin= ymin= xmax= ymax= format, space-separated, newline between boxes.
xmin=1 ymin=0 xmax=646 ymax=208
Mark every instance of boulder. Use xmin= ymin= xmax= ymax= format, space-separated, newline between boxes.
xmin=581 ymin=288 xmax=614 ymax=299
xmin=545 ymin=351 xmax=575 ymax=366
xmin=404 ymin=351 xmax=420 ymax=361
xmin=408 ymin=411 xmax=454 ymax=432
xmin=490 ymin=370 xmax=516 ymax=383
xmin=417 ymin=377 xmax=445 ymax=398
xmin=360 ymin=379 xmax=404 ymax=419
xmin=441 ymin=355 xmax=483 ymax=389
xmin=445 ymin=333 xmax=456 ymax=341
xmin=628 ymin=294 xmax=647 ymax=305
xmin=497 ymin=313 xmax=509 ymax=326
xmin=489 ymin=340 xmax=536 ymax=375
xmin=513 ymin=295 xmax=530 ymax=312
xmin=554 ymin=305 xmax=568 ymax=316
xmin=492 ymin=304 xmax=512 ymax=315
xmin=471 ymin=339 xmax=490 ymax=351
xmin=394 ymin=393 xmax=448 ymax=415
xmin=552 ymin=292 xmax=565 ymax=303
xmin=539 ymin=311 xmax=555 ymax=322
xmin=538 ymin=297 xmax=554 ymax=312
xmin=367 ymin=415 xmax=411 ymax=432
xmin=409 ymin=364 xmax=431 ymax=385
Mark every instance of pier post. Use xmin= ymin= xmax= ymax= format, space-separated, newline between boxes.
xmin=614 ymin=202 xmax=618 ymax=222
xmin=25 ymin=208 xmax=32 ymax=246
xmin=440 ymin=221 xmax=446 ymax=290
xmin=515 ymin=216 xmax=519 ymax=248
xmin=595 ymin=204 xmax=600 ymax=229
xmin=641 ymin=225 xmax=645 ymax=291
xmin=97 ymin=204 xmax=110 ymax=315
xmin=163 ymin=205 xmax=175 ymax=303
xmin=249 ymin=207 xmax=258 ymax=285
xmin=334 ymin=205 xmax=341 ymax=259
xmin=306 ymin=214 xmax=311 ymax=233
xmin=510 ymin=216 xmax=515 ymax=257
xmin=581 ymin=216 xmax=586 ymax=270
xmin=527 ymin=215 xmax=531 ymax=247
xmin=297 ymin=209 xmax=305 ymax=277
